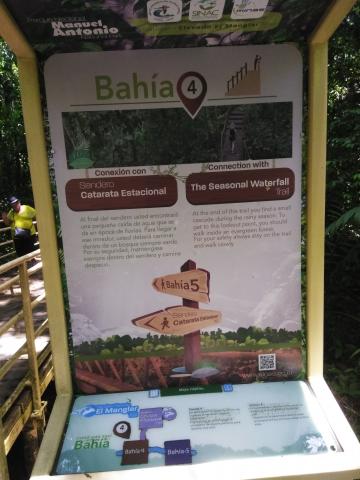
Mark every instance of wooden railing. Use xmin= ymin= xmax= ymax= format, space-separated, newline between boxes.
xmin=0 ymin=250 xmax=53 ymax=480
xmin=0 ymin=219 xmax=39 ymax=265
xmin=0 ymin=220 xmax=15 ymax=264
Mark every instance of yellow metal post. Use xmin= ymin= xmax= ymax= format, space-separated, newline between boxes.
xmin=32 ymin=394 xmax=72 ymax=476
xmin=306 ymin=41 xmax=328 ymax=378
xmin=16 ymin=56 xmax=73 ymax=397
xmin=0 ymin=3 xmax=34 ymax=59
xmin=310 ymin=0 xmax=358 ymax=44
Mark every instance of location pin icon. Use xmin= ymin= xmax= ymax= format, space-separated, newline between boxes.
xmin=176 ymin=71 xmax=207 ymax=119
xmin=113 ymin=421 xmax=131 ymax=439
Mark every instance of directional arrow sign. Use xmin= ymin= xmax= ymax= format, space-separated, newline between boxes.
xmin=152 ymin=269 xmax=210 ymax=303
xmin=132 ymin=306 xmax=221 ymax=335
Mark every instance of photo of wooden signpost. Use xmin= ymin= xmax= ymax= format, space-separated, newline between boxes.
xmin=132 ymin=260 xmax=221 ymax=374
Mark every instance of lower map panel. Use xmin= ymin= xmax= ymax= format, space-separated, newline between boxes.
xmin=55 ymin=381 xmax=338 ymax=474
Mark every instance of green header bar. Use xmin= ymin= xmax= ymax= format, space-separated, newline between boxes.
xmin=130 ymin=12 xmax=281 ymax=37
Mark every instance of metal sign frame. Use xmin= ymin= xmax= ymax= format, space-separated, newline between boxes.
xmin=0 ymin=1 xmax=359 ymax=478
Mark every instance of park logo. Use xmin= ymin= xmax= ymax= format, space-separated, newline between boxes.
xmin=189 ymin=0 xmax=225 ymax=21
xmin=147 ymin=0 xmax=183 ymax=23
xmin=231 ymin=0 xmax=269 ymax=20
xmin=51 ymin=19 xmax=119 ymax=38
xmin=225 ymin=55 xmax=262 ymax=96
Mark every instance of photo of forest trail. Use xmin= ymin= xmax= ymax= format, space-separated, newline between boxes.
xmin=62 ymin=102 xmax=293 ymax=169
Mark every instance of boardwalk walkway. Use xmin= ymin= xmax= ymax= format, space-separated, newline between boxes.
xmin=0 ymin=267 xmax=49 ymax=404
xmin=0 ymin=253 xmax=53 ymax=480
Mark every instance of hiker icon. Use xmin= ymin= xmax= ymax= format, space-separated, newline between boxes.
xmin=161 ymin=317 xmax=170 ymax=330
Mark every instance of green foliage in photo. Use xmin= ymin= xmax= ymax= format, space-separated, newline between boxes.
xmin=74 ymin=325 xmax=301 ymax=359
xmin=62 ymin=102 xmax=292 ymax=169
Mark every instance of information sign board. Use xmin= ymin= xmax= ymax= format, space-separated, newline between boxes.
xmin=55 ymin=381 xmax=338 ymax=475
xmin=45 ymin=44 xmax=303 ymax=392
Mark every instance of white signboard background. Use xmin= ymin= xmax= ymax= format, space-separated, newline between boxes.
xmin=44 ymin=45 xmax=302 ymax=346
xmin=56 ymin=381 xmax=336 ymax=474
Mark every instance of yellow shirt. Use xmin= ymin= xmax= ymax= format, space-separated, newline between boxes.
xmin=7 ymin=205 xmax=36 ymax=236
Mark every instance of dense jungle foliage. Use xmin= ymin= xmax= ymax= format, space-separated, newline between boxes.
xmin=0 ymin=6 xmax=359 ymax=436
xmin=323 ymin=4 xmax=360 ymax=435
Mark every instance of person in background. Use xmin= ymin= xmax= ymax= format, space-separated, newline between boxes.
xmin=229 ymin=121 xmax=236 ymax=153
xmin=1 ymin=196 xmax=37 ymax=257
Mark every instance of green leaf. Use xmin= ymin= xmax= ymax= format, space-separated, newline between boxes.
xmin=326 ymin=206 xmax=360 ymax=235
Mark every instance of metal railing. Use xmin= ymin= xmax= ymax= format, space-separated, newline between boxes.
xmin=0 ymin=249 xmax=53 ymax=480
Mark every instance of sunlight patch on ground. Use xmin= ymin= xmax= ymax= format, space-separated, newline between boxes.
xmin=0 ymin=297 xmax=12 ymax=308
xmin=0 ymin=332 xmax=49 ymax=361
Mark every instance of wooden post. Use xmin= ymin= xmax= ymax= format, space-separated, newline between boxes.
xmin=23 ymin=416 xmax=42 ymax=476
xmin=181 ymin=260 xmax=201 ymax=372
xmin=0 ymin=416 xmax=9 ymax=480
xmin=19 ymin=261 xmax=47 ymax=469
xmin=19 ymin=262 xmax=42 ymax=412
